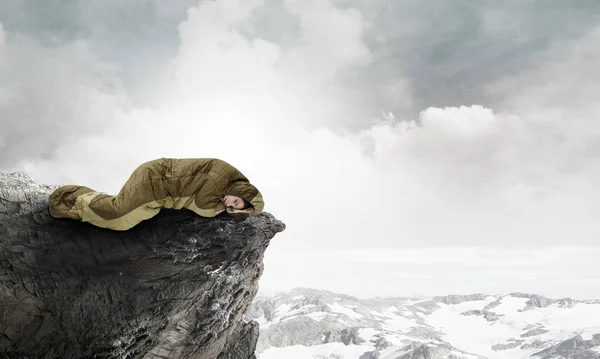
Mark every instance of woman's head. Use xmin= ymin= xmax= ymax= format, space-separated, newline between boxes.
xmin=221 ymin=195 xmax=248 ymax=210
xmin=223 ymin=180 xmax=264 ymax=215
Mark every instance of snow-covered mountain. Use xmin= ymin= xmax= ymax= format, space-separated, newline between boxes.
xmin=245 ymin=288 xmax=600 ymax=359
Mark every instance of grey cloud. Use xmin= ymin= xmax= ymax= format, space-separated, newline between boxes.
xmin=0 ymin=35 xmax=126 ymax=168
xmin=2 ymin=0 xmax=597 ymax=125
xmin=0 ymin=0 xmax=197 ymax=104
xmin=342 ymin=0 xmax=600 ymax=117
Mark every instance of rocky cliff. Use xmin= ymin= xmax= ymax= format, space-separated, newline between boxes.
xmin=0 ymin=171 xmax=285 ymax=359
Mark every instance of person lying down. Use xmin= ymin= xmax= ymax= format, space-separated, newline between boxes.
xmin=48 ymin=157 xmax=264 ymax=231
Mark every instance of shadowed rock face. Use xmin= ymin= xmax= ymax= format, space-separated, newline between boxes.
xmin=0 ymin=172 xmax=285 ymax=359
xmin=532 ymin=334 xmax=600 ymax=359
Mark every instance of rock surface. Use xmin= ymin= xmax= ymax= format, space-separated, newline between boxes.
xmin=532 ymin=334 xmax=600 ymax=359
xmin=0 ymin=171 xmax=285 ymax=359
xmin=460 ymin=309 xmax=502 ymax=322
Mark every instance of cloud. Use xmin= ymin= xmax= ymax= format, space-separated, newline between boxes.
xmin=337 ymin=246 xmax=596 ymax=267
xmin=6 ymin=2 xmax=600 ymax=249
xmin=488 ymin=25 xmax=600 ymax=114
xmin=2 ymin=1 xmax=600 ymax=297
xmin=0 ymin=32 xmax=128 ymax=169
xmin=0 ymin=22 xmax=5 ymax=71
xmin=350 ymin=0 xmax=600 ymax=114
xmin=279 ymin=0 xmax=371 ymax=80
xmin=260 ymin=246 xmax=600 ymax=299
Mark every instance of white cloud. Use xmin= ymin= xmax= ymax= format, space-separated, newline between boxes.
xmin=281 ymin=0 xmax=371 ymax=80
xmin=337 ymin=246 xmax=596 ymax=267
xmin=261 ymin=246 xmax=600 ymax=299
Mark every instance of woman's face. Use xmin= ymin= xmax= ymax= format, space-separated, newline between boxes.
xmin=222 ymin=195 xmax=246 ymax=210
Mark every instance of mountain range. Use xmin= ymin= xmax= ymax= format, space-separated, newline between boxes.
xmin=245 ymin=288 xmax=600 ymax=359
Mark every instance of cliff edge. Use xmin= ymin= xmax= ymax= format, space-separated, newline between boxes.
xmin=0 ymin=171 xmax=285 ymax=359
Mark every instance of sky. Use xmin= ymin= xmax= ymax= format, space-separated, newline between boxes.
xmin=1 ymin=0 xmax=600 ymax=299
